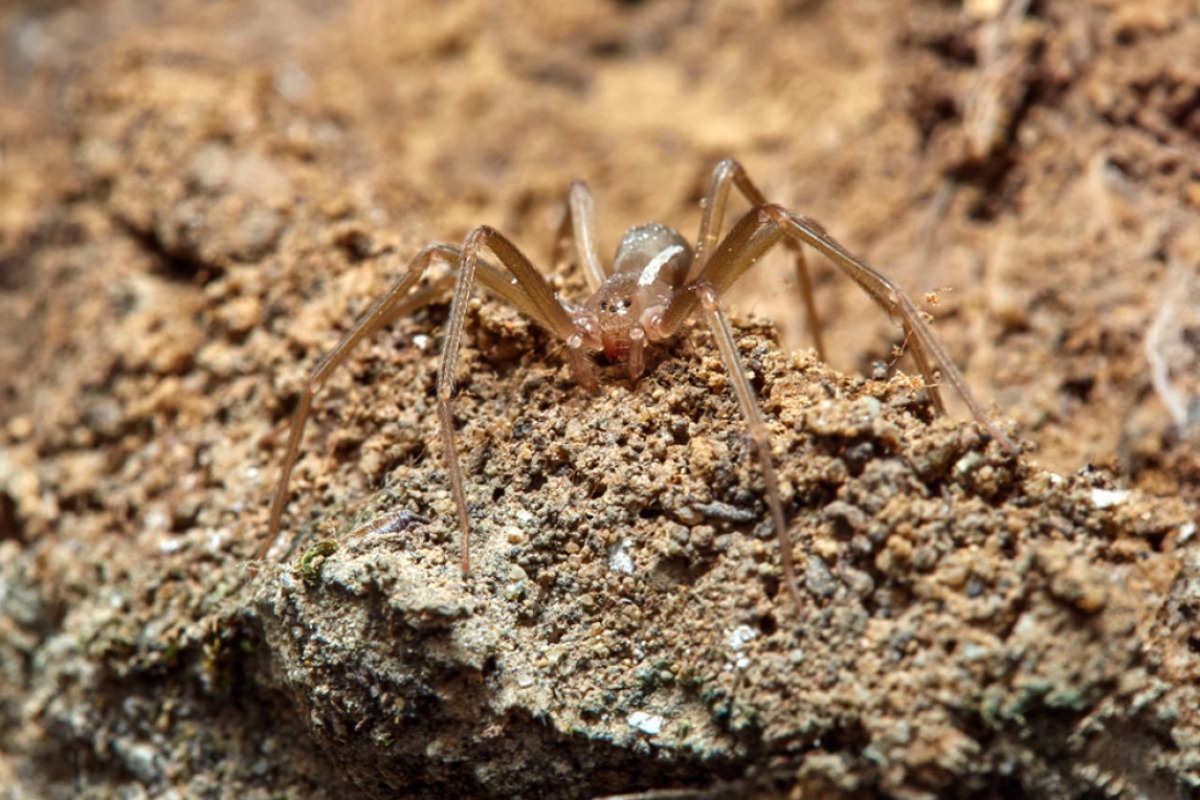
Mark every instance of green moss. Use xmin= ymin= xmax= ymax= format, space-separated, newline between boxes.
xmin=296 ymin=540 xmax=339 ymax=582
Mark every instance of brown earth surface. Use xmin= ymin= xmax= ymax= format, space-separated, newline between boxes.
xmin=1 ymin=1 xmax=1199 ymax=798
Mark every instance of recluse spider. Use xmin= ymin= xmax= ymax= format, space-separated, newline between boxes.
xmin=257 ymin=159 xmax=1015 ymax=611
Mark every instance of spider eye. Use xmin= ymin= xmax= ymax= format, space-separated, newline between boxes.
xmin=599 ymin=301 xmax=608 ymax=312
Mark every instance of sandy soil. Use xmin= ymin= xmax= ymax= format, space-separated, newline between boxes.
xmin=0 ymin=0 xmax=1198 ymax=798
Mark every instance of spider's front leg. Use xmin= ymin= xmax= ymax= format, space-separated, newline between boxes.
xmin=693 ymin=282 xmax=804 ymax=613
xmin=650 ymin=198 xmax=1015 ymax=611
xmin=691 ymin=159 xmax=826 ymax=360
xmin=667 ymin=202 xmax=1016 ymax=448
xmin=257 ymin=228 xmax=596 ymax=578
xmin=436 ymin=225 xmax=600 ymax=577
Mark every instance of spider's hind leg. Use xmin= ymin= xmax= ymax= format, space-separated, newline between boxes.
xmin=258 ymin=244 xmax=462 ymax=569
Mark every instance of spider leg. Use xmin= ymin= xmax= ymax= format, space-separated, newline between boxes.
xmin=661 ymin=204 xmax=1016 ymax=452
xmin=694 ymin=282 xmax=804 ymax=613
xmin=440 ymin=225 xmax=595 ymax=577
xmin=257 ymin=244 xmax=461 ymax=567
xmin=691 ymin=159 xmax=825 ymax=360
xmin=772 ymin=206 xmax=1014 ymax=447
xmin=550 ymin=179 xmax=607 ymax=291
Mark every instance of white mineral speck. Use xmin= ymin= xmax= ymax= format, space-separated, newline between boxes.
xmin=1089 ymin=488 xmax=1129 ymax=509
xmin=608 ymin=539 xmax=635 ymax=575
xmin=145 ymin=509 xmax=170 ymax=532
xmin=727 ymin=624 xmax=757 ymax=651
xmin=273 ymin=61 xmax=313 ymax=103
xmin=962 ymin=643 xmax=987 ymax=662
xmin=626 ymin=711 xmax=664 ymax=736
xmin=859 ymin=396 xmax=882 ymax=418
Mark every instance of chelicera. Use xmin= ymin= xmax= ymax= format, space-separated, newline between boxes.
xmin=256 ymin=159 xmax=1015 ymax=611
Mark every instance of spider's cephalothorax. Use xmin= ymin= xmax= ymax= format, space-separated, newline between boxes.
xmin=258 ymin=159 xmax=1016 ymax=613
xmin=573 ymin=223 xmax=693 ymax=375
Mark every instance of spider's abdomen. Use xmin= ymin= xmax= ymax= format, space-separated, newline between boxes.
xmin=613 ymin=223 xmax=693 ymax=282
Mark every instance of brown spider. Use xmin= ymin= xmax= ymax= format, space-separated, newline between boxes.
xmin=256 ymin=159 xmax=1015 ymax=611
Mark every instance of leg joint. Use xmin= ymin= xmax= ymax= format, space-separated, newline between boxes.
xmin=464 ymin=225 xmax=498 ymax=251
xmin=692 ymin=280 xmax=720 ymax=311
